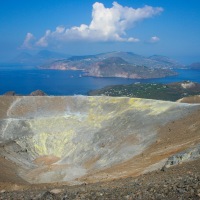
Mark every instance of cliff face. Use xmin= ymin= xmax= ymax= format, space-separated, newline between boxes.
xmin=0 ymin=96 xmax=199 ymax=185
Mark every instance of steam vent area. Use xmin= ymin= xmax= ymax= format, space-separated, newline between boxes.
xmin=0 ymin=96 xmax=200 ymax=187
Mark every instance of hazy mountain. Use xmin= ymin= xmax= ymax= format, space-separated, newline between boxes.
xmin=10 ymin=50 xmax=70 ymax=66
xmin=188 ymin=62 xmax=200 ymax=70
xmin=97 ymin=52 xmax=184 ymax=68
xmin=68 ymin=55 xmax=97 ymax=61
xmin=11 ymin=52 xmax=33 ymax=64
xmin=149 ymin=55 xmax=185 ymax=68
xmin=36 ymin=50 xmax=68 ymax=60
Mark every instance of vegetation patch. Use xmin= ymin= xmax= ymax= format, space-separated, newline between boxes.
xmin=89 ymin=81 xmax=200 ymax=101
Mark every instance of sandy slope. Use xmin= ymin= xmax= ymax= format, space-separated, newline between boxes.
xmin=177 ymin=95 xmax=200 ymax=103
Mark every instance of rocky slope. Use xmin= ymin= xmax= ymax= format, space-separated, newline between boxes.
xmin=0 ymin=158 xmax=200 ymax=199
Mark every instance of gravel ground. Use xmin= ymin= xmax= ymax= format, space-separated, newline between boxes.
xmin=1 ymin=158 xmax=200 ymax=200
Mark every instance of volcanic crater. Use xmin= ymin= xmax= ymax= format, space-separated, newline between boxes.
xmin=0 ymin=96 xmax=200 ymax=187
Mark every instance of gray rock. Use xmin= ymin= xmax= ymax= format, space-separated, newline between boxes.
xmin=164 ymin=144 xmax=200 ymax=168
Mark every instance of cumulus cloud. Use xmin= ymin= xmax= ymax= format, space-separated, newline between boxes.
xmin=36 ymin=30 xmax=51 ymax=47
xmin=150 ymin=36 xmax=160 ymax=43
xmin=22 ymin=2 xmax=163 ymax=48
xmin=21 ymin=33 xmax=35 ymax=49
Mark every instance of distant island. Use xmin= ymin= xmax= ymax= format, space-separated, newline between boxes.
xmin=37 ymin=51 xmax=184 ymax=79
xmin=5 ymin=50 xmax=200 ymax=79
xmin=89 ymin=81 xmax=200 ymax=101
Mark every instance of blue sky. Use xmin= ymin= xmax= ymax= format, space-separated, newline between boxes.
xmin=0 ymin=0 xmax=200 ymax=64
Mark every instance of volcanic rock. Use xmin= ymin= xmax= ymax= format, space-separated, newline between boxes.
xmin=29 ymin=89 xmax=47 ymax=96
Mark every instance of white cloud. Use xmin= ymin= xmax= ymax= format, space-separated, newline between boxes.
xmin=150 ymin=36 xmax=160 ymax=43
xmin=127 ymin=37 xmax=140 ymax=42
xmin=36 ymin=30 xmax=51 ymax=47
xmin=21 ymin=33 xmax=35 ymax=49
xmin=22 ymin=2 xmax=163 ymax=48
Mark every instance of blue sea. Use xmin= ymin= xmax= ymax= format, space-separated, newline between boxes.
xmin=0 ymin=68 xmax=200 ymax=95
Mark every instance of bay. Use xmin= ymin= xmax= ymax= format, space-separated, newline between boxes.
xmin=0 ymin=68 xmax=199 ymax=95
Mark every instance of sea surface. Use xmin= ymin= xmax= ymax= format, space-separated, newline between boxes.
xmin=0 ymin=68 xmax=200 ymax=95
